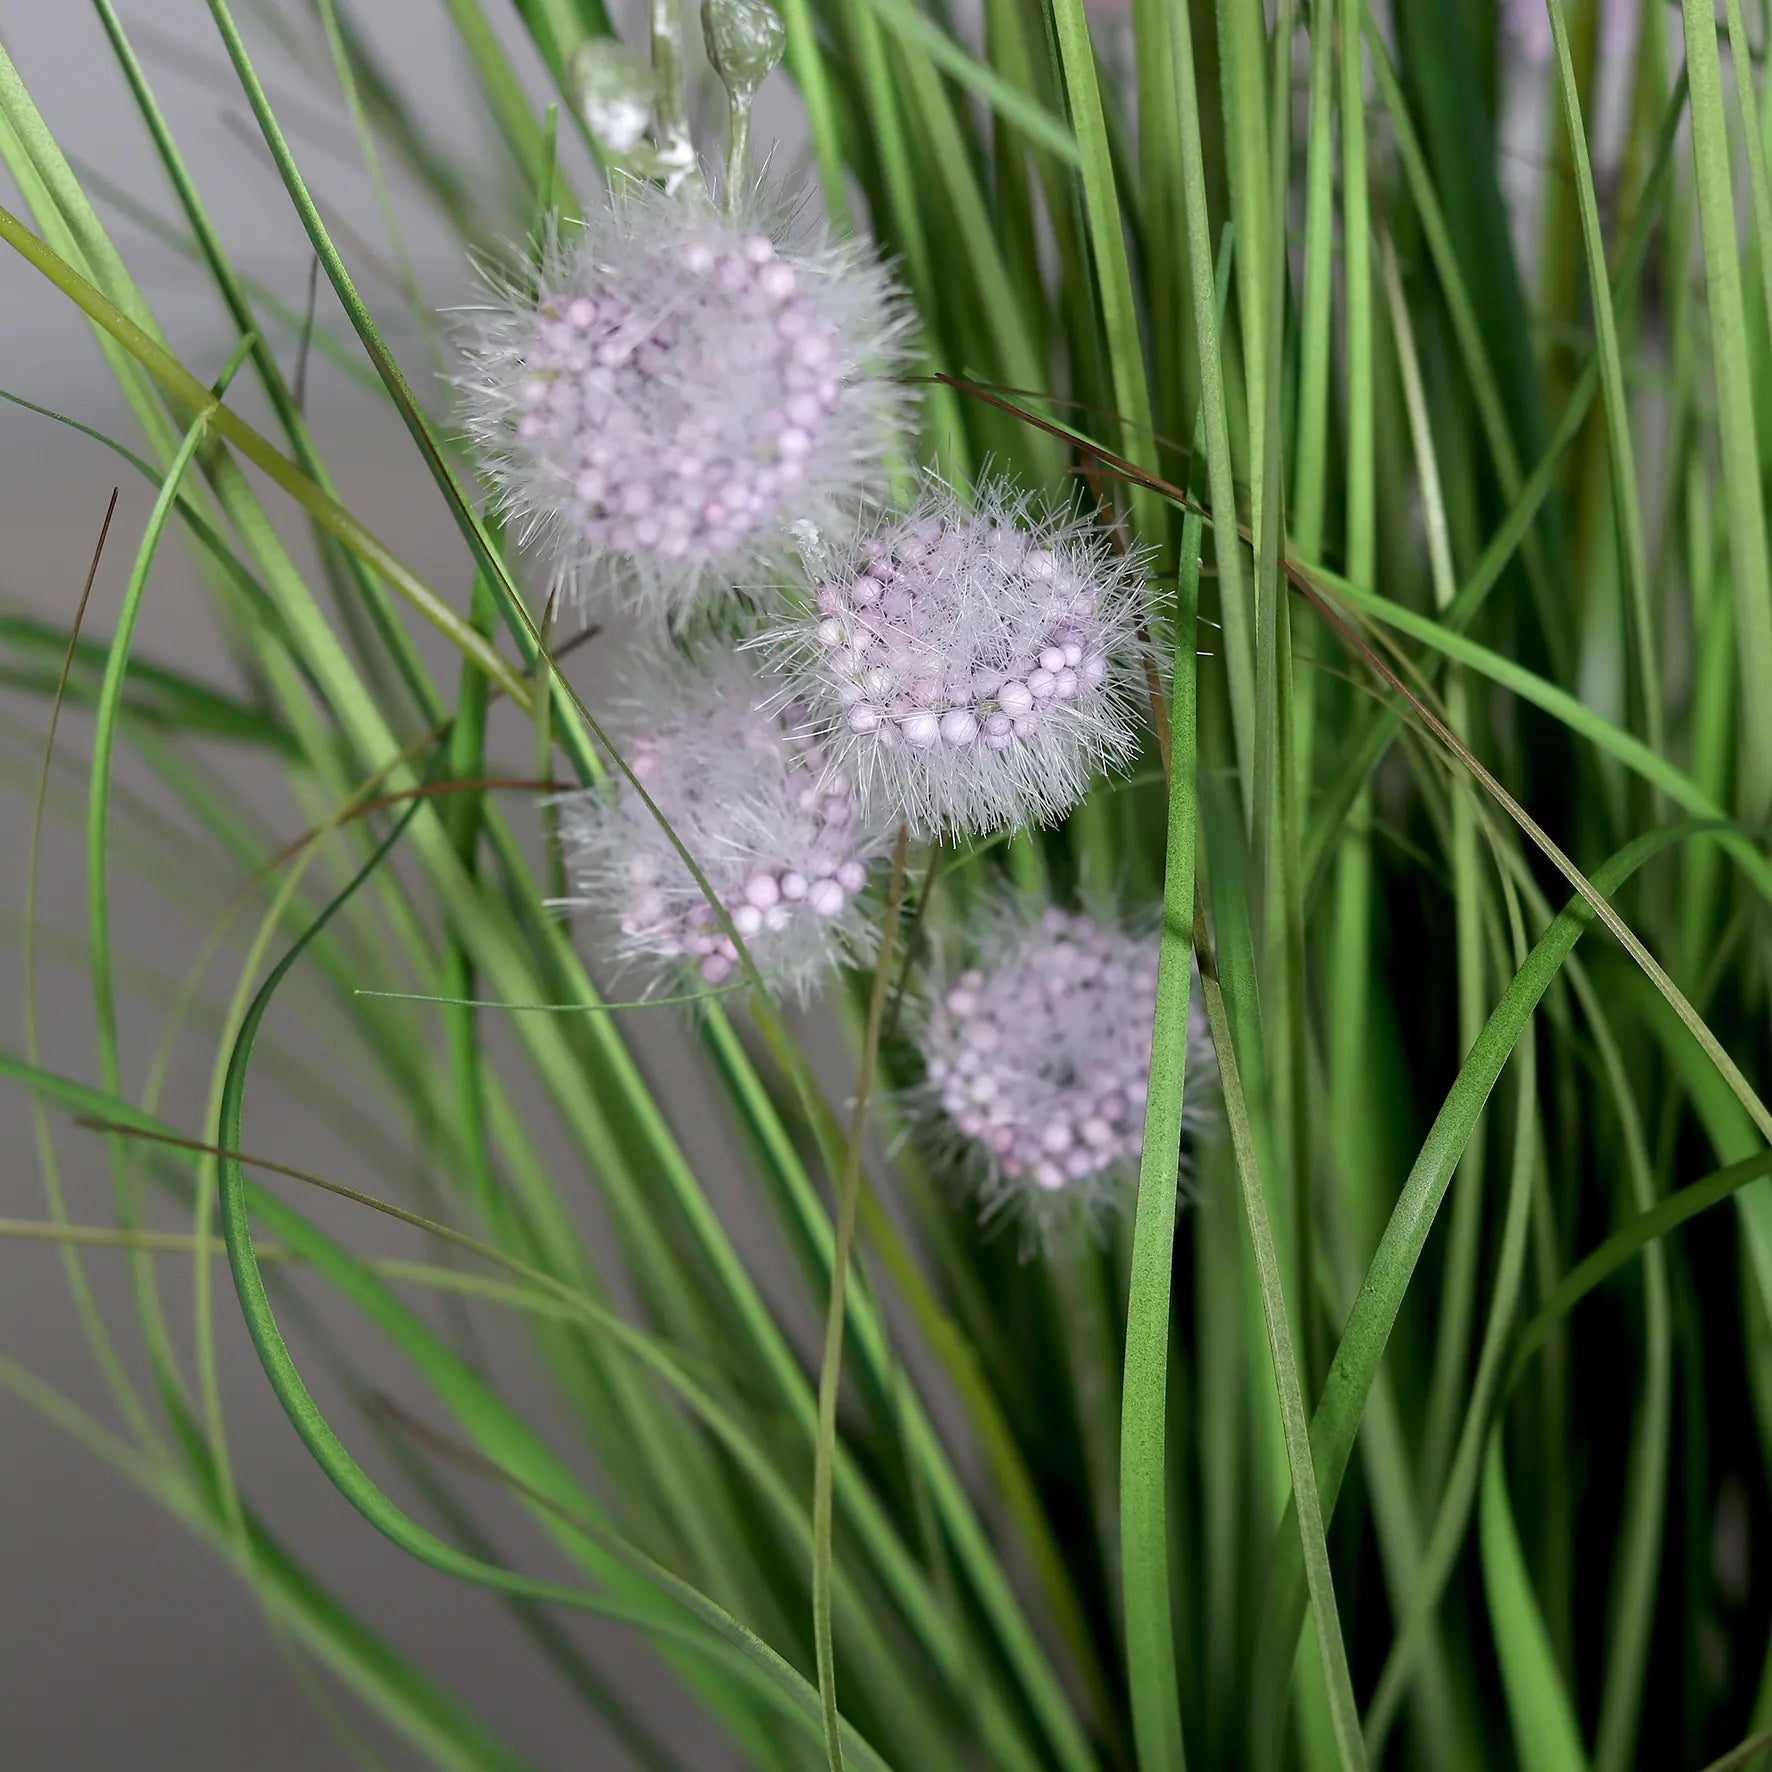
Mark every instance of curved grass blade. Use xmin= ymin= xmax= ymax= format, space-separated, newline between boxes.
xmin=207 ymin=774 xmax=898 ymax=1769
xmin=0 ymin=200 xmax=529 ymax=708
xmin=1309 ymin=567 xmax=1772 ymax=906
xmin=1254 ymin=822 xmax=1718 ymax=1734
xmin=1507 ymin=1150 xmax=1772 ymax=1393
xmin=19 ymin=488 xmax=164 ymax=1455
xmin=812 ymin=829 xmax=909 ymax=1771
xmin=86 ymin=335 xmax=256 ymax=1525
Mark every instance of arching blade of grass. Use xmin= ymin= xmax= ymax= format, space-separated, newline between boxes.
xmin=1253 ymin=823 xmax=1722 ymax=1729
xmin=197 ymin=779 xmax=896 ymax=1765
xmin=1507 ymin=1148 xmax=1772 ymax=1390
xmin=1608 ymin=970 xmax=1772 ymax=1324
xmin=1309 ymin=568 xmax=1772 ymax=905
xmin=87 ymin=337 xmax=256 ymax=1496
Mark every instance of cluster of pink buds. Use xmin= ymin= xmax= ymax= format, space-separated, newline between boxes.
xmin=555 ymin=654 xmax=892 ymax=998
xmin=457 ymin=181 xmax=907 ymax=628
xmin=764 ymin=476 xmax=1149 ymax=837
xmin=919 ymin=905 xmax=1214 ymax=1242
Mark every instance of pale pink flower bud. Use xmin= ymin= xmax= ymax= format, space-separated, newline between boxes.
xmin=914 ymin=901 xmax=1215 ymax=1249
xmin=455 ymin=178 xmax=910 ymax=629
xmin=761 ymin=474 xmax=1151 ymax=837
xmin=554 ymin=652 xmax=894 ymax=998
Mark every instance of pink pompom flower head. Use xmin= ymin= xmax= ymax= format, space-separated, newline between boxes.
xmin=760 ymin=473 xmax=1152 ymax=838
xmin=554 ymin=650 xmax=896 ymax=1000
xmin=455 ymin=178 xmax=910 ymax=630
xmin=914 ymin=901 xmax=1215 ymax=1249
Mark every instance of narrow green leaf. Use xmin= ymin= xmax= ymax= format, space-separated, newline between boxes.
xmin=1680 ymin=0 xmax=1772 ymax=819
xmin=1479 ymin=1434 xmax=1592 ymax=1772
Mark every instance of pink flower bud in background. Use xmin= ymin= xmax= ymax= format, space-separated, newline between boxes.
xmin=554 ymin=652 xmax=896 ymax=998
xmin=915 ymin=901 xmax=1216 ymax=1248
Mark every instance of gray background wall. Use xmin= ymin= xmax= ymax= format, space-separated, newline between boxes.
xmin=0 ymin=4 xmax=815 ymax=1764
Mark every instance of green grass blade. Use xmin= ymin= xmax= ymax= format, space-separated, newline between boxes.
xmin=1479 ymin=1432 xmax=1592 ymax=1772
xmin=857 ymin=0 xmax=1077 ymax=165
xmin=1168 ymin=14 xmax=1254 ymax=785
xmin=0 ymin=199 xmax=529 ymax=707
xmin=812 ymin=831 xmax=908 ymax=1771
xmin=87 ymin=338 xmax=255 ymax=1477
xmin=1543 ymin=0 xmax=1659 ymax=753
xmin=1195 ymin=912 xmax=1365 ymax=1771
xmin=1680 ymin=0 xmax=1772 ymax=820
xmin=1506 ymin=1150 xmax=1772 ymax=1391
xmin=1309 ymin=569 xmax=1772 ymax=906
xmin=1118 ymin=409 xmax=1204 ymax=1772
xmin=1256 ymin=822 xmax=1715 ymax=1728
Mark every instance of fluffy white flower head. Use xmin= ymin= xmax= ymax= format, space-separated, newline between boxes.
xmin=766 ymin=476 xmax=1151 ymax=837
xmin=456 ymin=179 xmax=909 ymax=628
xmin=917 ymin=904 xmax=1214 ymax=1246
xmin=556 ymin=652 xmax=895 ymax=998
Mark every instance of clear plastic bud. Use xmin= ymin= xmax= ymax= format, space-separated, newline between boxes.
xmin=702 ymin=0 xmax=788 ymax=100
xmin=569 ymin=39 xmax=657 ymax=159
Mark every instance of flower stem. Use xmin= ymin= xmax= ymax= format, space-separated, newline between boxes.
xmin=812 ymin=825 xmax=910 ymax=1771
xmin=649 ymin=0 xmax=698 ymax=194
xmin=723 ymin=94 xmax=751 ymax=207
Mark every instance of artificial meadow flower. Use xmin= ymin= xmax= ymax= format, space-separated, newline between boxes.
xmin=917 ymin=904 xmax=1214 ymax=1245
xmin=555 ymin=651 xmax=895 ymax=998
xmin=764 ymin=475 xmax=1151 ymax=838
xmin=455 ymin=179 xmax=909 ymax=628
